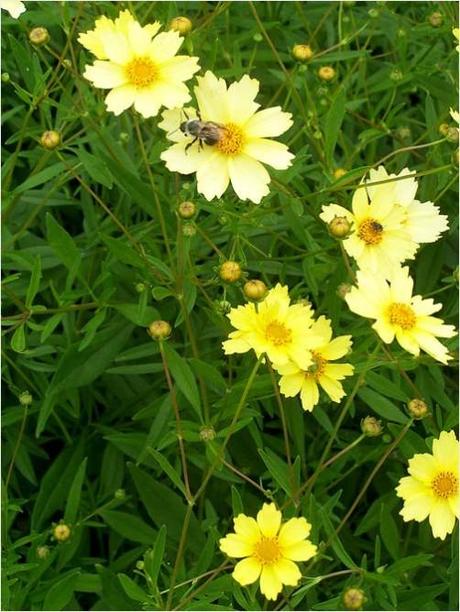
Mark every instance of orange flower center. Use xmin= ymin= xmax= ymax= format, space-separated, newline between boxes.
xmin=305 ymin=351 xmax=327 ymax=379
xmin=431 ymin=471 xmax=458 ymax=499
xmin=265 ymin=321 xmax=292 ymax=346
xmin=357 ymin=217 xmax=384 ymax=245
xmin=387 ymin=303 xmax=416 ymax=330
xmin=125 ymin=56 xmax=157 ymax=88
xmin=253 ymin=536 xmax=282 ymax=565
xmin=217 ymin=123 xmax=245 ymax=156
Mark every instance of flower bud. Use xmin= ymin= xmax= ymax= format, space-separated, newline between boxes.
xmin=407 ymin=398 xmax=428 ymax=419
xmin=135 ymin=282 xmax=145 ymax=293
xmin=428 ymin=11 xmax=443 ymax=27
xmin=19 ymin=390 xmax=32 ymax=406
xmin=2 ymin=72 xmax=10 ymax=83
xmin=200 ymin=426 xmax=216 ymax=441
xmin=40 ymin=130 xmax=61 ymax=150
xmin=29 ymin=27 xmax=50 ymax=46
xmin=182 ymin=223 xmax=196 ymax=237
xmin=361 ymin=416 xmax=383 ymax=437
xmin=446 ymin=127 xmax=459 ymax=143
xmin=148 ymin=320 xmax=172 ymax=341
xmin=292 ymin=44 xmax=313 ymax=62
xmin=215 ymin=300 xmax=232 ymax=315
xmin=136 ymin=560 xmax=145 ymax=570
xmin=178 ymin=201 xmax=196 ymax=219
xmin=53 ymin=523 xmax=71 ymax=542
xmin=318 ymin=66 xmax=335 ymax=81
xmin=243 ymin=279 xmax=268 ymax=302
xmin=253 ymin=33 xmax=263 ymax=43
xmin=396 ymin=127 xmax=411 ymax=140
xmin=342 ymin=587 xmax=366 ymax=610
xmin=169 ymin=16 xmax=192 ymax=35
xmin=219 ymin=261 xmax=242 ymax=283
xmin=114 ymin=488 xmax=126 ymax=500
xmin=37 ymin=545 xmax=50 ymax=559
xmin=368 ymin=8 xmax=379 ymax=17
xmin=333 ymin=168 xmax=347 ymax=180
xmin=328 ymin=215 xmax=351 ymax=238
xmin=390 ymin=68 xmax=403 ymax=81
xmin=337 ymin=283 xmax=352 ymax=299
xmin=439 ymin=123 xmax=450 ymax=136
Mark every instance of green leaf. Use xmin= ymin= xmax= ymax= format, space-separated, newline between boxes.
xmin=11 ymin=324 xmax=26 ymax=353
xmin=43 ymin=570 xmax=80 ymax=611
xmin=13 ymin=162 xmax=67 ymax=194
xmin=162 ymin=343 xmax=202 ymax=418
xmin=146 ymin=448 xmax=187 ymax=498
xmin=144 ymin=525 xmax=167 ymax=589
xmin=99 ymin=510 xmax=156 ymax=544
xmin=64 ymin=457 xmax=87 ymax=524
xmin=78 ymin=149 xmax=113 ymax=188
xmin=379 ymin=507 xmax=400 ymax=560
xmin=231 ymin=486 xmax=244 ymax=515
xmin=320 ymin=511 xmax=357 ymax=569
xmin=25 ymin=256 xmax=41 ymax=308
xmin=258 ymin=448 xmax=292 ymax=497
xmin=358 ymin=387 xmax=409 ymax=424
xmin=324 ymin=87 xmax=347 ymax=167
xmin=46 ymin=213 xmax=81 ymax=272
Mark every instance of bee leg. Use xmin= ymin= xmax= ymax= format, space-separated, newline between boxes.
xmin=185 ymin=137 xmax=198 ymax=154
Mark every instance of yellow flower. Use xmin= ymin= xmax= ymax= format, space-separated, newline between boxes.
xmin=345 ymin=266 xmax=456 ymax=364
xmin=320 ymin=166 xmax=449 ymax=277
xmin=396 ymin=431 xmax=459 ymax=540
xmin=219 ymin=503 xmax=317 ymax=600
xmin=453 ymin=28 xmax=460 ymax=52
xmin=450 ymin=108 xmax=460 ymax=125
xmin=79 ymin=10 xmax=200 ymax=118
xmin=159 ymin=71 xmax=294 ymax=203
xmin=275 ymin=316 xmax=354 ymax=412
xmin=1 ymin=0 xmax=26 ymax=18
xmin=222 ymin=284 xmax=318 ymax=370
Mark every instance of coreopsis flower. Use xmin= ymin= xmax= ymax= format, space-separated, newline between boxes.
xmin=274 ymin=316 xmax=354 ymax=412
xmin=1 ymin=0 xmax=25 ymax=18
xmin=222 ymin=284 xmax=317 ymax=370
xmin=320 ymin=166 xmax=449 ymax=278
xmin=79 ymin=10 xmax=200 ymax=118
xmin=159 ymin=71 xmax=294 ymax=203
xmin=345 ymin=266 xmax=456 ymax=364
xmin=396 ymin=431 xmax=459 ymax=540
xmin=219 ymin=503 xmax=317 ymax=600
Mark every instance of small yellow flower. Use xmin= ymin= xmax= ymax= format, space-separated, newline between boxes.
xmin=219 ymin=503 xmax=317 ymax=601
xmin=0 ymin=0 xmax=26 ymax=18
xmin=159 ymin=71 xmax=294 ymax=203
xmin=396 ymin=431 xmax=459 ymax=540
xmin=453 ymin=28 xmax=460 ymax=52
xmin=222 ymin=284 xmax=318 ymax=370
xmin=320 ymin=166 xmax=449 ymax=278
xmin=79 ymin=10 xmax=200 ymax=118
xmin=275 ymin=316 xmax=354 ymax=412
xmin=345 ymin=266 xmax=457 ymax=364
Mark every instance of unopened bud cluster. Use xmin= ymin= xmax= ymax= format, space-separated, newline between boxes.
xmin=328 ymin=215 xmax=351 ymax=238
xmin=292 ymin=44 xmax=313 ymax=62
xmin=148 ymin=320 xmax=172 ymax=341
xmin=29 ymin=27 xmax=50 ymax=46
xmin=361 ymin=416 xmax=383 ymax=437
xmin=40 ymin=130 xmax=61 ymax=150
xmin=243 ymin=279 xmax=268 ymax=301
xmin=178 ymin=200 xmax=196 ymax=219
xmin=343 ymin=586 xmax=366 ymax=610
xmin=318 ymin=66 xmax=335 ymax=81
xmin=53 ymin=523 xmax=71 ymax=542
xmin=219 ymin=261 xmax=242 ymax=283
xmin=169 ymin=16 xmax=192 ymax=35
xmin=407 ymin=398 xmax=428 ymax=419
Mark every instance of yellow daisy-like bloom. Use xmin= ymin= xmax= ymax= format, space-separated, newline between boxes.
xmin=396 ymin=431 xmax=459 ymax=540
xmin=79 ymin=10 xmax=200 ymax=118
xmin=222 ymin=284 xmax=317 ymax=370
xmin=219 ymin=503 xmax=317 ymax=601
xmin=345 ymin=266 xmax=456 ymax=364
xmin=1 ymin=0 xmax=26 ymax=18
xmin=274 ymin=316 xmax=354 ymax=412
xmin=320 ymin=166 xmax=449 ymax=278
xmin=159 ymin=71 xmax=294 ymax=204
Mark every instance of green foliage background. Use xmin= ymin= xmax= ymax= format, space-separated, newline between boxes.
xmin=2 ymin=1 xmax=459 ymax=610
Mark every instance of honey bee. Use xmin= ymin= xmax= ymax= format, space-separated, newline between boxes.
xmin=180 ymin=113 xmax=227 ymax=152
xmin=370 ymin=221 xmax=383 ymax=231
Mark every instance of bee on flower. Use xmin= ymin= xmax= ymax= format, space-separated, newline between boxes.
xmin=222 ymin=284 xmax=319 ymax=370
xmin=219 ymin=502 xmax=317 ymax=600
xmin=159 ymin=71 xmax=294 ymax=204
xmin=320 ymin=166 xmax=449 ymax=278
xmin=79 ymin=10 xmax=200 ymax=118
xmin=396 ymin=431 xmax=459 ymax=540
xmin=274 ymin=316 xmax=354 ymax=412
xmin=345 ymin=266 xmax=457 ymax=364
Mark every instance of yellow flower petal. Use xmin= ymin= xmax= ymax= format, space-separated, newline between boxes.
xmin=281 ymin=540 xmax=317 ymax=562
xmin=432 ymin=431 xmax=459 ymax=472
xmin=279 ymin=372 xmax=305 ymax=398
xmin=318 ymin=374 xmax=345 ymax=403
xmin=259 ymin=565 xmax=283 ymax=600
xmin=244 ymin=106 xmax=293 ymax=138
xmin=83 ymin=61 xmax=126 ymax=88
xmin=228 ymin=155 xmax=270 ymax=203
xmin=399 ymin=494 xmax=435 ymax=522
xmin=273 ymin=558 xmax=301 ymax=586
xmin=429 ymin=500 xmax=457 ymax=540
xmin=232 ymin=557 xmax=262 ymax=586
xmin=226 ymin=74 xmax=260 ymax=123
xmin=405 ymin=200 xmax=449 ymax=244
xmin=319 ymin=203 xmax=354 ymax=225
xmin=243 ymin=139 xmax=294 ymax=170
xmin=320 ymin=335 xmax=352 ymax=360
xmin=233 ymin=514 xmax=261 ymax=543
xmin=105 ymin=85 xmax=137 ymax=115
xmin=219 ymin=534 xmax=254 ymax=558
xmin=407 ymin=453 xmax=438 ymax=484
xmin=278 ymin=517 xmax=311 ymax=546
xmin=160 ymin=141 xmax=205 ymax=175
xmin=256 ymin=503 xmax=282 ymax=538
xmin=160 ymin=55 xmax=201 ymax=82
xmin=148 ymin=30 xmax=183 ymax=63
xmin=300 ymin=378 xmax=319 ymax=412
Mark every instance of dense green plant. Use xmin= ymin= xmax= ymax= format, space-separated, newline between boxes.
xmin=2 ymin=1 xmax=458 ymax=610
